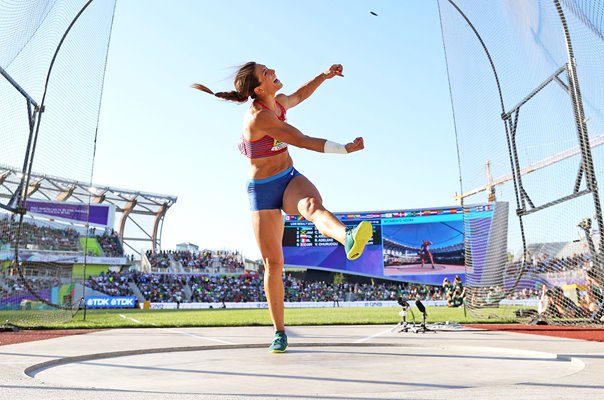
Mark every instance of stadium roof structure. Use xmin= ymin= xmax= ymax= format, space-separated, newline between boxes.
xmin=0 ymin=163 xmax=177 ymax=255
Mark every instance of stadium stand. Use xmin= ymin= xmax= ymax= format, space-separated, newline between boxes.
xmin=145 ymin=250 xmax=245 ymax=274
xmin=81 ymin=269 xmax=478 ymax=304
xmin=0 ymin=216 xmax=125 ymax=257
xmin=0 ymin=219 xmax=80 ymax=252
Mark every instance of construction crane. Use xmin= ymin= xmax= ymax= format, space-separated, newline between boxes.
xmin=454 ymin=134 xmax=604 ymax=203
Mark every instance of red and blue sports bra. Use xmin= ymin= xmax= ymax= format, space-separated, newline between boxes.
xmin=239 ymin=101 xmax=288 ymax=159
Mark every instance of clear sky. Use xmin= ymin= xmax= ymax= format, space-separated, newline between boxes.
xmin=93 ymin=0 xmax=461 ymax=260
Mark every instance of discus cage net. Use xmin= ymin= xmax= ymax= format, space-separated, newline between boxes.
xmin=438 ymin=0 xmax=604 ymax=325
xmin=0 ymin=0 xmax=116 ymax=328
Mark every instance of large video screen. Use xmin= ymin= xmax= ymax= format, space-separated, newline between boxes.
xmin=283 ymin=204 xmax=497 ymax=286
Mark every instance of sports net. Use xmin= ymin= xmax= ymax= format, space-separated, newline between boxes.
xmin=438 ymin=0 xmax=604 ymax=325
xmin=0 ymin=0 xmax=116 ymax=328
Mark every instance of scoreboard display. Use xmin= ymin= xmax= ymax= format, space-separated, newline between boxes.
xmin=283 ymin=219 xmax=380 ymax=248
xmin=283 ymin=203 xmax=498 ymax=286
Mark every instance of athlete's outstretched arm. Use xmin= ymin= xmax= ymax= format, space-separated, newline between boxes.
xmin=252 ymin=110 xmax=363 ymax=154
xmin=279 ymin=64 xmax=343 ymax=109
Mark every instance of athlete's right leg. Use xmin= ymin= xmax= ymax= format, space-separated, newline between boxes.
xmin=251 ymin=209 xmax=285 ymax=334
xmin=250 ymin=209 xmax=289 ymax=352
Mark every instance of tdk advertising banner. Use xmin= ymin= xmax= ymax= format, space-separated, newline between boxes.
xmin=85 ymin=296 xmax=137 ymax=309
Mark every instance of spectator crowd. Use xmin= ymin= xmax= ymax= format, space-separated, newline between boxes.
xmin=82 ymin=270 xmax=464 ymax=305
xmin=146 ymin=249 xmax=245 ymax=273
xmin=0 ymin=218 xmax=125 ymax=257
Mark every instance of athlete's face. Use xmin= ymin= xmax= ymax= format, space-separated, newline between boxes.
xmin=254 ymin=64 xmax=283 ymax=95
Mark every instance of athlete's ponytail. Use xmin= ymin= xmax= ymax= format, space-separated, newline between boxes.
xmin=191 ymin=61 xmax=260 ymax=104
xmin=191 ymin=83 xmax=248 ymax=103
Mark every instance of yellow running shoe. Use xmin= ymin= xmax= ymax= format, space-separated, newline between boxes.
xmin=344 ymin=221 xmax=373 ymax=260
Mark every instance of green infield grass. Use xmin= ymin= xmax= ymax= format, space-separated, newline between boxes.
xmin=1 ymin=305 xmax=525 ymax=329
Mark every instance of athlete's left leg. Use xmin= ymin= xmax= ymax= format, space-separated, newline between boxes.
xmin=282 ymin=175 xmax=347 ymax=244
xmin=282 ymin=175 xmax=373 ymax=260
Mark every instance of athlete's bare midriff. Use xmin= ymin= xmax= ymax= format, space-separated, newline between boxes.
xmin=247 ymin=151 xmax=293 ymax=180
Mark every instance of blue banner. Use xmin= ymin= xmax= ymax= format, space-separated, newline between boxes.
xmin=85 ymin=296 xmax=137 ymax=309
xmin=25 ymin=199 xmax=115 ymax=227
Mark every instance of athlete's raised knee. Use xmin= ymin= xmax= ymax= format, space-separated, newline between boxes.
xmin=297 ymin=196 xmax=324 ymax=219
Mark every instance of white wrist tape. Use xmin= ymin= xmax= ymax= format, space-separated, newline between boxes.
xmin=324 ymin=140 xmax=348 ymax=154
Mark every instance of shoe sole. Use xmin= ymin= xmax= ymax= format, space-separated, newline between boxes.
xmin=269 ymin=347 xmax=288 ymax=353
xmin=346 ymin=221 xmax=373 ymax=260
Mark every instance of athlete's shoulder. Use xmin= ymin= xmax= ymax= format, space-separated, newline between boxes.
xmin=246 ymin=107 xmax=276 ymax=136
xmin=275 ymin=93 xmax=290 ymax=110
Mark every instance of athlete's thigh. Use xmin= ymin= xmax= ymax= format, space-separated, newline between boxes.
xmin=282 ymin=175 xmax=323 ymax=215
xmin=251 ymin=209 xmax=285 ymax=264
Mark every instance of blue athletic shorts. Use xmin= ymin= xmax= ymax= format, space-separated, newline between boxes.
xmin=247 ymin=167 xmax=302 ymax=211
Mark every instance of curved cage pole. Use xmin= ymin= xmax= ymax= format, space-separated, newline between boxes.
xmin=11 ymin=0 xmax=97 ymax=312
xmin=20 ymin=0 xmax=95 ymax=215
xmin=554 ymin=0 xmax=604 ymax=272
xmin=445 ymin=0 xmax=529 ymax=296
xmin=444 ymin=0 xmax=604 ymax=297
